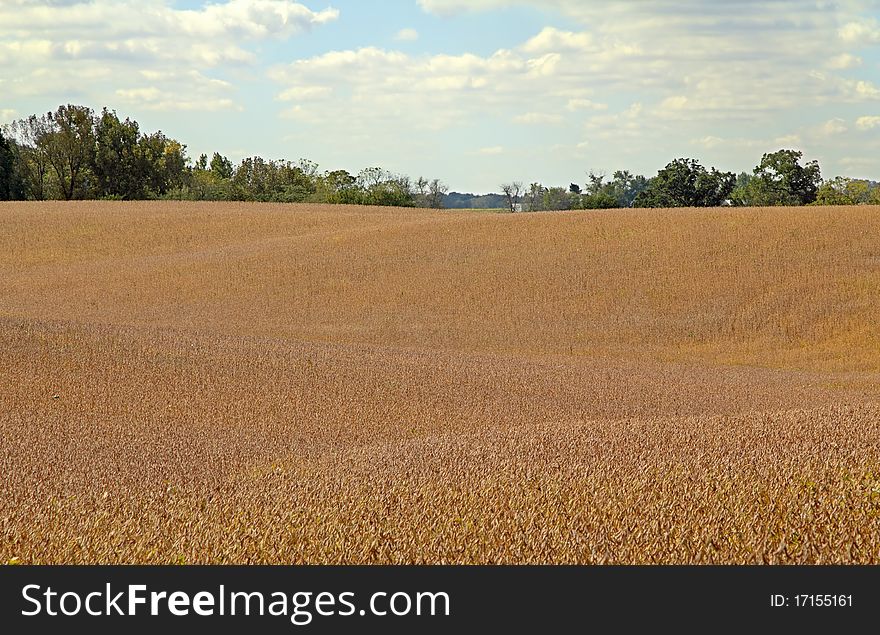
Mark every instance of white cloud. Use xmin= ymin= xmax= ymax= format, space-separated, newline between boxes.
xmin=845 ymin=79 xmax=880 ymax=100
xmin=268 ymin=33 xmax=650 ymax=142
xmin=694 ymin=135 xmax=724 ymax=149
xmin=692 ymin=135 xmax=767 ymax=150
xmin=839 ymin=20 xmax=880 ymax=44
xmin=0 ymin=0 xmax=338 ymax=110
xmin=826 ymin=53 xmax=862 ymax=70
xmin=418 ymin=0 xmax=872 ymax=143
xmin=265 ymin=0 xmax=880 ymax=189
xmin=394 ymin=28 xmax=419 ymax=42
xmin=655 ymin=87 xmax=790 ymax=121
xmin=1 ymin=1 xmax=338 ymax=42
xmin=0 ymin=108 xmax=17 ymax=124
xmin=112 ymin=69 xmax=242 ymax=112
xmin=277 ymin=85 xmax=332 ymax=101
xmin=774 ymin=134 xmax=801 ymax=146
xmin=856 ymin=116 xmax=880 ymax=130
xmin=417 ymin=0 xmax=509 ymax=15
xmin=525 ymin=52 xmax=561 ymax=77
xmin=115 ymin=87 xmax=241 ymax=112
xmin=855 ymin=81 xmax=880 ymax=99
xmin=522 ymin=27 xmax=593 ymax=53
xmin=177 ymin=0 xmax=338 ymax=39
xmin=583 ymin=102 xmax=644 ymax=140
xmin=660 ymin=95 xmax=689 ymax=111
xmin=512 ymin=112 xmax=563 ymax=125
xmin=6 ymin=0 xmax=878 ymax=192
xmin=478 ymin=146 xmax=504 ymax=155
xmin=819 ymin=118 xmax=848 ymax=136
xmin=566 ymin=98 xmax=607 ymax=112
xmin=840 ymin=156 xmax=877 ymax=168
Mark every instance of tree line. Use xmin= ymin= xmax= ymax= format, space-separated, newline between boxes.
xmin=0 ymin=104 xmax=449 ymax=207
xmin=2 ymin=103 xmax=878 ymax=210
xmin=501 ymin=151 xmax=879 ymax=213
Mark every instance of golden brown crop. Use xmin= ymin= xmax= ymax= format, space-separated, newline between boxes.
xmin=1 ymin=201 xmax=878 ymax=564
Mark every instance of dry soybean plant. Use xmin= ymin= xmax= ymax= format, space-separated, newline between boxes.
xmin=1 ymin=201 xmax=878 ymax=564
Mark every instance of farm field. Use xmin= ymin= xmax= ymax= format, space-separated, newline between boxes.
xmin=1 ymin=201 xmax=879 ymax=564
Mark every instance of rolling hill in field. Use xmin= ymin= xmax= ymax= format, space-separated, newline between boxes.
xmin=1 ymin=201 xmax=879 ymax=564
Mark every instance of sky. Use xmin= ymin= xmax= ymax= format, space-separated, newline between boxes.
xmin=2 ymin=0 xmax=880 ymax=193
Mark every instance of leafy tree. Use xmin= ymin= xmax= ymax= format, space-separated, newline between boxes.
xmin=543 ymin=186 xmax=572 ymax=211
xmin=581 ymin=172 xmax=619 ymax=209
xmin=209 ymin=152 xmax=233 ymax=180
xmin=523 ymin=182 xmax=546 ymax=211
xmin=93 ymin=108 xmax=142 ymax=199
xmin=163 ymin=140 xmax=189 ymax=192
xmin=137 ymin=131 xmax=189 ymax=198
xmin=582 ymin=190 xmax=619 ymax=209
xmin=0 ymin=129 xmax=26 ymax=200
xmin=208 ymin=156 xmax=323 ymax=203
xmin=297 ymin=159 xmax=319 ymax=180
xmin=40 ymin=104 xmax=97 ymax=200
xmin=175 ymin=169 xmax=232 ymax=201
xmin=321 ymin=169 xmax=361 ymax=204
xmin=231 ymin=156 xmax=271 ymax=200
xmin=358 ymin=167 xmax=387 ymax=190
xmin=814 ymin=177 xmax=852 ymax=206
xmin=634 ymin=158 xmax=734 ymax=208
xmin=355 ymin=168 xmax=415 ymax=207
xmin=610 ymin=170 xmax=649 ymax=208
xmin=749 ymin=149 xmax=821 ymax=206
xmin=4 ymin=115 xmax=54 ymax=200
xmin=729 ymin=172 xmax=754 ymax=206
xmin=278 ymin=160 xmax=319 ymax=202
xmin=370 ymin=176 xmax=415 ymax=207
xmin=815 ymin=177 xmax=879 ymax=206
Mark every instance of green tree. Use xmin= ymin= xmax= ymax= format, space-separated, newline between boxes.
xmin=93 ymin=108 xmax=142 ymax=199
xmin=137 ymin=132 xmax=189 ymax=198
xmin=163 ymin=140 xmax=188 ymax=192
xmin=371 ymin=176 xmax=415 ymax=207
xmin=542 ymin=186 xmax=571 ymax=211
xmin=40 ymin=104 xmax=97 ymax=200
xmin=231 ymin=156 xmax=269 ymax=200
xmin=0 ymin=129 xmax=25 ymax=200
xmin=581 ymin=172 xmax=619 ymax=209
xmin=174 ymin=169 xmax=231 ymax=201
xmin=815 ymin=177 xmax=877 ymax=206
xmin=634 ymin=158 xmax=735 ymax=208
xmin=4 ymin=115 xmax=54 ymax=200
xmin=276 ymin=160 xmax=318 ymax=202
xmin=750 ymin=149 xmax=821 ymax=206
xmin=729 ymin=172 xmax=753 ymax=206
xmin=212 ymin=156 xmax=320 ymax=203
xmin=357 ymin=168 xmax=415 ymax=207
xmin=610 ymin=170 xmax=648 ymax=208
xmin=209 ymin=152 xmax=233 ymax=180
xmin=523 ymin=182 xmax=546 ymax=211
xmin=319 ymin=169 xmax=362 ymax=204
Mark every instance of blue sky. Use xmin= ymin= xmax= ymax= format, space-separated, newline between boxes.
xmin=2 ymin=0 xmax=880 ymax=192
